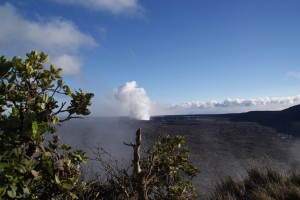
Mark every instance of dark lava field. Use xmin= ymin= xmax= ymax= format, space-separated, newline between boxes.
xmin=58 ymin=107 xmax=300 ymax=199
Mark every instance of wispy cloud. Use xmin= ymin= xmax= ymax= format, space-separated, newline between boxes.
xmin=287 ymin=71 xmax=300 ymax=78
xmin=52 ymin=0 xmax=144 ymax=16
xmin=0 ymin=3 xmax=97 ymax=76
xmin=97 ymin=27 xmax=107 ymax=40
xmin=128 ymin=47 xmax=136 ymax=58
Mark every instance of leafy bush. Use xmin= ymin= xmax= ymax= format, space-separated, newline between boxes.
xmin=0 ymin=51 xmax=93 ymax=199
xmin=81 ymin=130 xmax=200 ymax=200
xmin=145 ymin=134 xmax=200 ymax=199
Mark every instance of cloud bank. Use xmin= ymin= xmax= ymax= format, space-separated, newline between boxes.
xmin=52 ymin=0 xmax=143 ymax=15
xmin=0 ymin=3 xmax=97 ymax=76
xmin=165 ymin=96 xmax=300 ymax=115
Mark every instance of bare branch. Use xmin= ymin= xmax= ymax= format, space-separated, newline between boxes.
xmin=59 ymin=115 xmax=83 ymax=123
xmin=51 ymin=102 xmax=66 ymax=118
xmin=123 ymin=141 xmax=134 ymax=147
xmin=90 ymin=146 xmax=132 ymax=198
xmin=50 ymin=85 xmax=60 ymax=98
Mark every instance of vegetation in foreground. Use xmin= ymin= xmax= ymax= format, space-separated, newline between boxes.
xmin=0 ymin=51 xmax=199 ymax=200
xmin=211 ymin=162 xmax=300 ymax=200
xmin=79 ymin=129 xmax=199 ymax=200
xmin=1 ymin=51 xmax=300 ymax=200
xmin=0 ymin=51 xmax=93 ymax=199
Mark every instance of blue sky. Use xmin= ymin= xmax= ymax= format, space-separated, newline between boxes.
xmin=1 ymin=0 xmax=300 ymax=118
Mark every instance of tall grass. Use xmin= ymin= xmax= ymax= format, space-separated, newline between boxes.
xmin=211 ymin=162 xmax=300 ymax=200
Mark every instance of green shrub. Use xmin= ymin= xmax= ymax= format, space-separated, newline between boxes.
xmin=0 ymin=51 xmax=93 ymax=199
xmin=80 ymin=132 xmax=200 ymax=200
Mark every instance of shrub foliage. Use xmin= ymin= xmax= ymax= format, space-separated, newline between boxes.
xmin=0 ymin=51 xmax=93 ymax=199
xmin=83 ymin=130 xmax=200 ymax=200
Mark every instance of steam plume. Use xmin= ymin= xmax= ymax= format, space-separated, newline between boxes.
xmin=113 ymin=81 xmax=150 ymax=120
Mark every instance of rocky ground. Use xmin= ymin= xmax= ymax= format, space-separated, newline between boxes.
xmin=58 ymin=117 xmax=300 ymax=199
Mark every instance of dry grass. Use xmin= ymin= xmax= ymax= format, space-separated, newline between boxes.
xmin=211 ymin=162 xmax=300 ymax=200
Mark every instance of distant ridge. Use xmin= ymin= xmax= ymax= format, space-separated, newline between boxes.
xmin=228 ymin=104 xmax=300 ymax=135
xmin=230 ymin=104 xmax=300 ymax=121
xmin=151 ymin=104 xmax=300 ymax=135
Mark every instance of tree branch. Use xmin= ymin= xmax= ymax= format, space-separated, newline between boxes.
xmin=51 ymin=102 xmax=66 ymax=117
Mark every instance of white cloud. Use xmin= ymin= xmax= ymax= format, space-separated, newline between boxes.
xmin=0 ymin=3 xmax=97 ymax=75
xmin=52 ymin=55 xmax=82 ymax=75
xmin=53 ymin=0 xmax=143 ymax=15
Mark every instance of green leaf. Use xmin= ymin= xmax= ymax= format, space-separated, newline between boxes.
xmin=52 ymin=116 xmax=59 ymax=125
xmin=12 ymin=147 xmax=22 ymax=156
xmin=12 ymin=107 xmax=18 ymax=116
xmin=69 ymin=192 xmax=78 ymax=199
xmin=42 ymin=94 xmax=49 ymax=103
xmin=15 ymin=165 xmax=27 ymax=173
xmin=55 ymin=70 xmax=62 ymax=78
xmin=50 ymin=64 xmax=56 ymax=73
xmin=0 ymin=186 xmax=7 ymax=197
xmin=37 ymin=103 xmax=45 ymax=110
xmin=40 ymin=52 xmax=49 ymax=63
xmin=26 ymin=65 xmax=34 ymax=75
xmin=32 ymin=121 xmax=38 ymax=139
xmin=7 ymin=188 xmax=16 ymax=198
xmin=22 ymin=187 xmax=30 ymax=195
xmin=61 ymin=180 xmax=75 ymax=190
xmin=63 ymin=85 xmax=72 ymax=96
xmin=0 ymin=56 xmax=12 ymax=77
xmin=57 ymin=79 xmax=63 ymax=87
xmin=0 ymin=162 xmax=9 ymax=170
xmin=55 ymin=174 xmax=60 ymax=184
xmin=61 ymin=144 xmax=72 ymax=151
xmin=7 ymin=83 xmax=15 ymax=91
xmin=31 ymin=170 xmax=39 ymax=177
xmin=44 ymin=152 xmax=52 ymax=157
